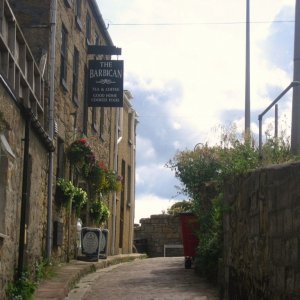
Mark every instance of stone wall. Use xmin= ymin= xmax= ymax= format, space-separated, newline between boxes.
xmin=223 ymin=162 xmax=300 ymax=299
xmin=0 ymin=83 xmax=49 ymax=298
xmin=134 ymin=214 xmax=183 ymax=257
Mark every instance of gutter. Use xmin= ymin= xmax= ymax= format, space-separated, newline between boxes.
xmin=89 ymin=0 xmax=113 ymax=46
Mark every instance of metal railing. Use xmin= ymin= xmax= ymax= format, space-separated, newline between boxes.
xmin=258 ymin=81 xmax=300 ymax=155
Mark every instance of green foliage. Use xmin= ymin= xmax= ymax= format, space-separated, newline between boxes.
xmin=89 ymin=199 xmax=110 ymax=225
xmin=67 ymin=139 xmax=123 ymax=195
xmin=55 ymin=178 xmax=76 ymax=207
xmin=56 ymin=178 xmax=89 ymax=218
xmin=72 ymin=187 xmax=88 ymax=217
xmin=6 ymin=272 xmax=37 ymax=300
xmin=167 ymin=144 xmax=221 ymax=199
xmin=35 ymin=259 xmax=52 ymax=283
xmin=261 ymin=133 xmax=293 ymax=164
xmin=194 ymin=195 xmax=223 ymax=283
xmin=218 ymin=139 xmax=260 ymax=180
xmin=6 ymin=260 xmax=54 ymax=300
xmin=167 ymin=125 xmax=295 ymax=282
xmin=167 ymin=200 xmax=193 ymax=215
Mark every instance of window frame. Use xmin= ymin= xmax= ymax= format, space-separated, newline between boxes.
xmin=56 ymin=137 xmax=65 ymax=179
xmin=99 ymin=107 xmax=105 ymax=140
xmin=75 ymin=0 xmax=82 ymax=31
xmin=128 ymin=112 xmax=133 ymax=145
xmin=72 ymin=47 xmax=79 ymax=106
xmin=86 ymin=13 xmax=91 ymax=45
xmin=92 ymin=107 xmax=97 ymax=132
xmin=60 ymin=24 xmax=68 ymax=91
xmin=64 ymin=0 xmax=73 ymax=8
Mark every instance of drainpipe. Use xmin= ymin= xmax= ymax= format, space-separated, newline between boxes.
xmin=17 ymin=110 xmax=31 ymax=279
xmin=46 ymin=0 xmax=57 ymax=259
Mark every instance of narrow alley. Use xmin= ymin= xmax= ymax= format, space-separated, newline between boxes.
xmin=65 ymin=257 xmax=219 ymax=300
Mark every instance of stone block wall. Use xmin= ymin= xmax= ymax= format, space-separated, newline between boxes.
xmin=223 ymin=162 xmax=300 ymax=299
xmin=134 ymin=214 xmax=183 ymax=257
xmin=0 ymin=83 xmax=49 ymax=298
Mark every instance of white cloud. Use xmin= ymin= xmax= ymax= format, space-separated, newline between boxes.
xmin=136 ymin=163 xmax=175 ymax=190
xmin=98 ymin=0 xmax=296 ymax=220
xmin=101 ymin=0 xmax=294 ymax=138
xmin=136 ymin=136 xmax=156 ymax=161
xmin=134 ymin=194 xmax=178 ymax=224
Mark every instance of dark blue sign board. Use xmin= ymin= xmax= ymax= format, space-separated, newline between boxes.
xmin=87 ymin=60 xmax=124 ymax=107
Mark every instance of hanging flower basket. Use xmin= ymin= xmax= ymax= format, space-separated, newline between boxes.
xmin=67 ymin=138 xmax=94 ymax=165
xmin=87 ymin=163 xmax=105 ymax=187
xmin=72 ymin=187 xmax=88 ymax=217
xmin=101 ymin=170 xmax=123 ymax=194
xmin=55 ymin=178 xmax=76 ymax=207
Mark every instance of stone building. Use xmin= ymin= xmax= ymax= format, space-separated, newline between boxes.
xmin=113 ymin=90 xmax=138 ymax=254
xmin=0 ymin=0 xmax=137 ymax=296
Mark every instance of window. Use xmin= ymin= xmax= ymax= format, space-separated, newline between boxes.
xmin=60 ymin=24 xmax=68 ymax=90
xmin=100 ymin=107 xmax=105 ymax=140
xmin=127 ymin=165 xmax=131 ymax=206
xmin=64 ymin=0 xmax=73 ymax=8
xmin=86 ymin=13 xmax=91 ymax=44
xmin=72 ymin=47 xmax=79 ymax=105
xmin=92 ymin=107 xmax=97 ymax=131
xmin=56 ymin=138 xmax=65 ymax=178
xmin=75 ymin=0 xmax=81 ymax=18
xmin=128 ymin=112 xmax=132 ymax=144
xmin=117 ymin=108 xmax=123 ymax=142
xmin=75 ymin=0 xmax=82 ymax=30
xmin=95 ymin=33 xmax=100 ymax=45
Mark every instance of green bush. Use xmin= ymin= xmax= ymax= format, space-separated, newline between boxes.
xmin=167 ymin=125 xmax=295 ymax=282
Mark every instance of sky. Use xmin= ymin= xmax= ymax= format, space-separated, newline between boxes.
xmin=96 ymin=0 xmax=296 ymax=223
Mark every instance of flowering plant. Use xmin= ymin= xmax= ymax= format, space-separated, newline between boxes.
xmin=66 ymin=138 xmax=123 ymax=195
xmin=67 ymin=138 xmax=94 ymax=165
xmin=101 ymin=170 xmax=122 ymax=193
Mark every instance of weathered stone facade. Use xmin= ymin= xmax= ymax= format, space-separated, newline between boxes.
xmin=0 ymin=1 xmax=52 ymax=297
xmin=134 ymin=214 xmax=183 ymax=257
xmin=0 ymin=0 xmax=137 ymax=297
xmin=113 ymin=91 xmax=137 ymax=254
xmin=223 ymin=162 xmax=300 ymax=299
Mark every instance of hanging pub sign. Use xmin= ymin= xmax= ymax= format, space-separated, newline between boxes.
xmin=87 ymin=60 xmax=124 ymax=107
